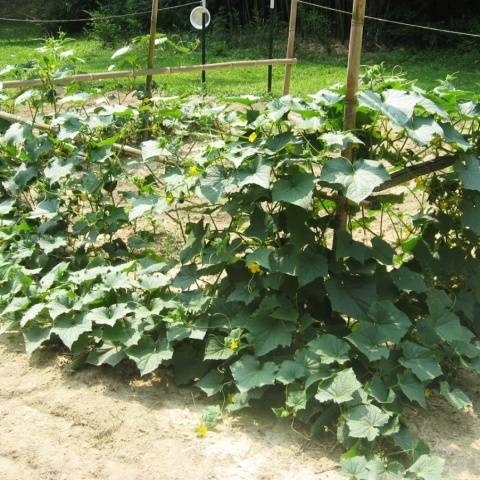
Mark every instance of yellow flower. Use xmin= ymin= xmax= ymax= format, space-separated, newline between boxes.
xmin=166 ymin=192 xmax=175 ymax=204
xmin=79 ymin=193 xmax=89 ymax=202
xmin=188 ymin=165 xmax=200 ymax=177
xmin=229 ymin=339 xmax=239 ymax=351
xmin=226 ymin=393 xmax=236 ymax=403
xmin=195 ymin=423 xmax=208 ymax=438
xmin=424 ymin=388 xmax=432 ymax=398
xmin=247 ymin=262 xmax=261 ymax=274
xmin=248 ymin=131 xmax=257 ymax=143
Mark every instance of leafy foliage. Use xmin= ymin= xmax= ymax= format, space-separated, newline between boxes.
xmin=1 ymin=57 xmax=479 ymax=478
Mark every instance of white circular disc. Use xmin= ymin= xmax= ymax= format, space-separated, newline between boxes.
xmin=190 ymin=6 xmax=211 ymax=30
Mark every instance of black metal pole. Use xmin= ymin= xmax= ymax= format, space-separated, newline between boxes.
xmin=267 ymin=2 xmax=275 ymax=93
xmin=201 ymin=12 xmax=206 ymax=83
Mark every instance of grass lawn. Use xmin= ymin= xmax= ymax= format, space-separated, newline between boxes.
xmin=1 ymin=21 xmax=479 ymax=97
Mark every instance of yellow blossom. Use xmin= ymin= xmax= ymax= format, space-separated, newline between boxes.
xmin=166 ymin=192 xmax=175 ymax=204
xmin=248 ymin=131 xmax=257 ymax=143
xmin=229 ymin=339 xmax=239 ymax=350
xmin=196 ymin=423 xmax=208 ymax=437
xmin=226 ymin=392 xmax=236 ymax=403
xmin=424 ymin=388 xmax=432 ymax=398
xmin=188 ymin=165 xmax=200 ymax=177
xmin=247 ymin=262 xmax=261 ymax=274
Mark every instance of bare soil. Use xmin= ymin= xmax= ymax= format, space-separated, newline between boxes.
xmin=1 ymin=335 xmax=479 ymax=480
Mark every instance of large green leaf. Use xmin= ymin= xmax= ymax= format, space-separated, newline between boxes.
xmin=271 ymin=172 xmax=315 ymax=209
xmin=407 ymin=455 xmax=445 ymax=480
xmin=247 ymin=317 xmax=295 ymax=357
xmin=315 ymin=368 xmax=361 ymax=404
xmin=23 ymin=326 xmax=51 ymax=354
xmin=455 ymin=155 xmax=480 ymax=191
xmin=326 ymin=275 xmax=376 ymax=322
xmin=345 ymin=404 xmax=391 ymax=441
xmin=230 ymin=355 xmax=278 ymax=393
xmin=86 ymin=304 xmax=132 ymax=327
xmin=52 ymin=313 xmax=92 ymax=349
xmin=126 ymin=337 xmax=173 ymax=376
xmin=320 ymin=158 xmax=390 ymax=203
xmin=439 ymin=381 xmax=472 ymax=410
xmin=398 ymin=371 xmax=427 ymax=408
xmin=399 ymin=342 xmax=442 ymax=382
xmin=307 ymin=334 xmax=351 ymax=365
xmin=276 ymin=360 xmax=308 ymax=385
xmin=87 ymin=346 xmax=126 ymax=367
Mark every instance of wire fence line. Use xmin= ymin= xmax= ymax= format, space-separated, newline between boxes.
xmin=0 ymin=1 xmax=201 ymax=24
xmin=298 ymin=0 xmax=480 ymax=39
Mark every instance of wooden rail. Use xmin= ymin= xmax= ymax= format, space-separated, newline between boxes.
xmin=1 ymin=58 xmax=298 ymax=90
xmin=0 ymin=111 xmax=142 ymax=157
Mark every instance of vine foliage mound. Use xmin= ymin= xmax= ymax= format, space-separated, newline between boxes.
xmin=1 ymin=62 xmax=480 ymax=478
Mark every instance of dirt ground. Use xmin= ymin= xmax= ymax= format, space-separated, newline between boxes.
xmin=0 ymin=336 xmax=479 ymax=480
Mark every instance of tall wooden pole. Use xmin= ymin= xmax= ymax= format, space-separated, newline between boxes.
xmin=283 ymin=0 xmax=298 ymax=95
xmin=267 ymin=0 xmax=275 ymax=93
xmin=146 ymin=0 xmax=160 ymax=97
xmin=335 ymin=0 xmax=367 ymax=235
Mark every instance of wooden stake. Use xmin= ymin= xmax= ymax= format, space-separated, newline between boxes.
xmin=146 ymin=0 xmax=160 ymax=97
xmin=335 ymin=0 xmax=367 ymax=235
xmin=343 ymin=0 xmax=367 ymax=148
xmin=283 ymin=0 xmax=298 ymax=95
xmin=1 ymin=58 xmax=297 ymax=89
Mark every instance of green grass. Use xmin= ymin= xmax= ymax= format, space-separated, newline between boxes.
xmin=1 ymin=22 xmax=479 ymax=97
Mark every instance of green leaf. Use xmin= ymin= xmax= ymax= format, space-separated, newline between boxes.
xmin=52 ymin=313 xmax=92 ymax=349
xmin=247 ymin=317 xmax=295 ymax=356
xmin=230 ymin=355 xmax=278 ymax=393
xmin=399 ymin=342 xmax=442 ymax=382
xmin=368 ymin=300 xmax=411 ymax=344
xmin=44 ymin=157 xmax=78 ymax=183
xmin=340 ymin=456 xmax=368 ymax=479
xmin=126 ymin=337 xmax=173 ymax=376
xmin=0 ymin=198 xmax=15 ymax=215
xmin=347 ymin=160 xmax=390 ymax=203
xmin=235 ymin=159 xmax=272 ymax=190
xmin=272 ymin=172 xmax=315 ymax=209
xmin=391 ymin=266 xmax=427 ymax=293
xmin=336 ymin=230 xmax=370 ymax=263
xmin=326 ymin=275 xmax=375 ymax=322
xmin=345 ymin=404 xmax=391 ymax=441
xmin=286 ymin=389 xmax=307 ymax=412
xmin=197 ymin=370 xmax=225 ymax=397
xmin=398 ymin=371 xmax=427 ymax=408
xmin=455 ymin=155 xmax=480 ymax=191
xmin=23 ymin=325 xmax=51 ymax=354
xmin=321 ymin=132 xmax=363 ymax=150
xmin=347 ymin=323 xmax=390 ymax=361
xmin=407 ymin=455 xmax=445 ymax=480
xmin=87 ymin=346 xmax=126 ymax=367
xmin=307 ymin=334 xmax=351 ymax=365
xmin=371 ymin=237 xmax=395 ymax=265
xmin=320 ymin=158 xmax=389 ymax=203
xmin=264 ymin=132 xmax=296 ymax=152
xmin=86 ymin=304 xmax=131 ymax=327
xmin=439 ymin=381 xmax=472 ymax=410
xmin=21 ymin=303 xmax=47 ymax=328
xmin=204 ymin=336 xmax=234 ymax=360
xmin=29 ymin=199 xmax=58 ymax=220
xmin=141 ymin=140 xmax=170 ymax=161
xmin=199 ymin=166 xmax=233 ymax=203
xmin=276 ymin=360 xmax=308 ymax=385
xmin=406 ymin=117 xmax=443 ymax=146
xmin=315 ymin=368 xmax=361 ymax=404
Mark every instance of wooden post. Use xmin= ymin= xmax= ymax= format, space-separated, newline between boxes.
xmin=283 ymin=0 xmax=298 ymax=95
xmin=146 ymin=0 xmax=160 ymax=97
xmin=267 ymin=0 xmax=275 ymax=93
xmin=335 ymin=0 xmax=367 ymax=235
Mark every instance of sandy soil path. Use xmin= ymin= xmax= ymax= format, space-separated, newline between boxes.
xmin=0 ymin=334 xmax=479 ymax=480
